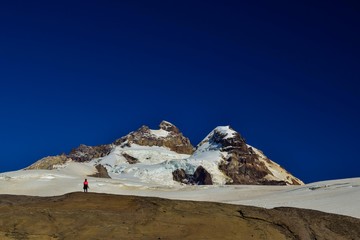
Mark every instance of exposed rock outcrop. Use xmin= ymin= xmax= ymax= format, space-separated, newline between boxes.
xmin=25 ymin=154 xmax=70 ymax=170
xmin=68 ymin=144 xmax=112 ymax=162
xmin=114 ymin=121 xmax=194 ymax=154
xmin=122 ymin=153 xmax=139 ymax=164
xmin=193 ymin=166 xmax=213 ymax=185
xmin=172 ymin=166 xmax=213 ymax=185
xmin=26 ymin=144 xmax=113 ymax=170
xmin=172 ymin=169 xmax=187 ymax=183
xmin=90 ymin=164 xmax=111 ymax=178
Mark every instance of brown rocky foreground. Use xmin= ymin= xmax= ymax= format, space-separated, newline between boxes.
xmin=0 ymin=192 xmax=359 ymax=240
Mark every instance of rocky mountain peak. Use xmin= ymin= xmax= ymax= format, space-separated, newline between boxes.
xmin=114 ymin=121 xmax=194 ymax=154
xmin=137 ymin=125 xmax=151 ymax=133
xmin=195 ymin=126 xmax=303 ymax=185
xmin=196 ymin=126 xmax=247 ymax=152
xmin=159 ymin=120 xmax=179 ymax=133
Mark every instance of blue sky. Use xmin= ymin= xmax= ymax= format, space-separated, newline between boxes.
xmin=0 ymin=1 xmax=359 ymax=183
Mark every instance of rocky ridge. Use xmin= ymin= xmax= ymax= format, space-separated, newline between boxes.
xmin=172 ymin=166 xmax=213 ymax=185
xmin=68 ymin=144 xmax=112 ymax=162
xmin=114 ymin=120 xmax=194 ymax=154
xmin=26 ymin=121 xmax=193 ymax=170
xmin=26 ymin=154 xmax=69 ymax=170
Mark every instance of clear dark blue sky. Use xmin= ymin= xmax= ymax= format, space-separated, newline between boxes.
xmin=1 ymin=1 xmax=359 ymax=183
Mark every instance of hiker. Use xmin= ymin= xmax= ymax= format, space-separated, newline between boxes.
xmin=83 ymin=179 xmax=89 ymax=192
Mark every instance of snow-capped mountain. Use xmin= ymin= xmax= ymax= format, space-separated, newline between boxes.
xmin=191 ymin=126 xmax=304 ymax=185
xmin=26 ymin=121 xmax=303 ymax=186
xmin=5 ymin=121 xmax=360 ymax=220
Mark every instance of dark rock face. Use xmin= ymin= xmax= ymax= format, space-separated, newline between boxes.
xmin=208 ymin=129 xmax=248 ymax=152
xmin=90 ymin=164 xmax=111 ymax=178
xmin=172 ymin=169 xmax=187 ymax=183
xmin=68 ymin=144 xmax=112 ymax=162
xmin=122 ymin=153 xmax=139 ymax=164
xmin=114 ymin=121 xmax=194 ymax=154
xmin=193 ymin=166 xmax=213 ymax=185
xmin=172 ymin=166 xmax=213 ymax=185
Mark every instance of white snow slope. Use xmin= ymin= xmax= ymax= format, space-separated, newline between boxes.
xmin=0 ymin=162 xmax=359 ymax=219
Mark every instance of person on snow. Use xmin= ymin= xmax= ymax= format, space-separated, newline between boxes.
xmin=83 ymin=179 xmax=89 ymax=192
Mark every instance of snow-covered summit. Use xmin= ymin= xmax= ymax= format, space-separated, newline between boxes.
xmin=196 ymin=125 xmax=244 ymax=152
xmin=159 ymin=120 xmax=180 ymax=133
xmin=211 ymin=126 xmax=237 ymax=139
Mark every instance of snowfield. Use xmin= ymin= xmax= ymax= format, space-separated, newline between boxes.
xmin=0 ymin=162 xmax=359 ymax=219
